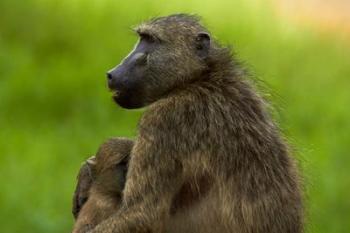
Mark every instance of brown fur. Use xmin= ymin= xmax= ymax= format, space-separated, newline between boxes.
xmin=81 ymin=14 xmax=303 ymax=233
xmin=72 ymin=138 xmax=133 ymax=233
xmin=72 ymin=138 xmax=209 ymax=233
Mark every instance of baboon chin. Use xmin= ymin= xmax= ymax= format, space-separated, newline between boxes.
xmin=74 ymin=13 xmax=303 ymax=233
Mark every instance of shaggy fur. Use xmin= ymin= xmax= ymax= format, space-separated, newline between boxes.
xmin=77 ymin=14 xmax=303 ymax=233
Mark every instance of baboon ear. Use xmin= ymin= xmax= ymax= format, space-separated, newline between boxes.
xmin=195 ymin=32 xmax=211 ymax=59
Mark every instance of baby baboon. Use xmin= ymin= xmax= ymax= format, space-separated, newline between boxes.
xmin=72 ymin=138 xmax=133 ymax=233
xmin=85 ymin=14 xmax=303 ymax=233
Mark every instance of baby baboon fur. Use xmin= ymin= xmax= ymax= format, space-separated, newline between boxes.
xmin=85 ymin=14 xmax=303 ymax=233
xmin=72 ymin=138 xmax=133 ymax=233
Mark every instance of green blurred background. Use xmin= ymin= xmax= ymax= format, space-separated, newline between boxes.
xmin=0 ymin=0 xmax=349 ymax=232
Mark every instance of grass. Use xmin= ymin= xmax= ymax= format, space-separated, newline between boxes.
xmin=0 ymin=0 xmax=349 ymax=232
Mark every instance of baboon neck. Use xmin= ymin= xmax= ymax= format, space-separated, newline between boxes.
xmin=205 ymin=46 xmax=244 ymax=81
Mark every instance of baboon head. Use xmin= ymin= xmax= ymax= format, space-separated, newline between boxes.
xmin=107 ymin=14 xmax=212 ymax=109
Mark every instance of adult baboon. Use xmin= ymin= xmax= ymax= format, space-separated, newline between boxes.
xmin=78 ymin=14 xmax=303 ymax=233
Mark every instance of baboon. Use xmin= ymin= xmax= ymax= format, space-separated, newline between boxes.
xmin=72 ymin=138 xmax=133 ymax=233
xmin=78 ymin=14 xmax=303 ymax=233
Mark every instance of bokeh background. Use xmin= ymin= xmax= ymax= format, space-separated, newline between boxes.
xmin=0 ymin=0 xmax=349 ymax=232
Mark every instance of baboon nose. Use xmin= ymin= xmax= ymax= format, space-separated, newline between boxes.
xmin=106 ymin=72 xmax=113 ymax=81
xmin=106 ymin=72 xmax=115 ymax=89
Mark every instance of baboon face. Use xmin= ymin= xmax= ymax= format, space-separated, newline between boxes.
xmin=107 ymin=35 xmax=156 ymax=109
xmin=107 ymin=15 xmax=211 ymax=109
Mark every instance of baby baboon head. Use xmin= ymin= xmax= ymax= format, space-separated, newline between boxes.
xmin=72 ymin=138 xmax=132 ymax=233
xmin=107 ymin=14 xmax=212 ymax=109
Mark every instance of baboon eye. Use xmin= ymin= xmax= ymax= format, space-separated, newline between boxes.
xmin=140 ymin=33 xmax=156 ymax=43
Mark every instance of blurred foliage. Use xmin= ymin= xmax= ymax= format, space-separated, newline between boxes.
xmin=0 ymin=0 xmax=349 ymax=232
